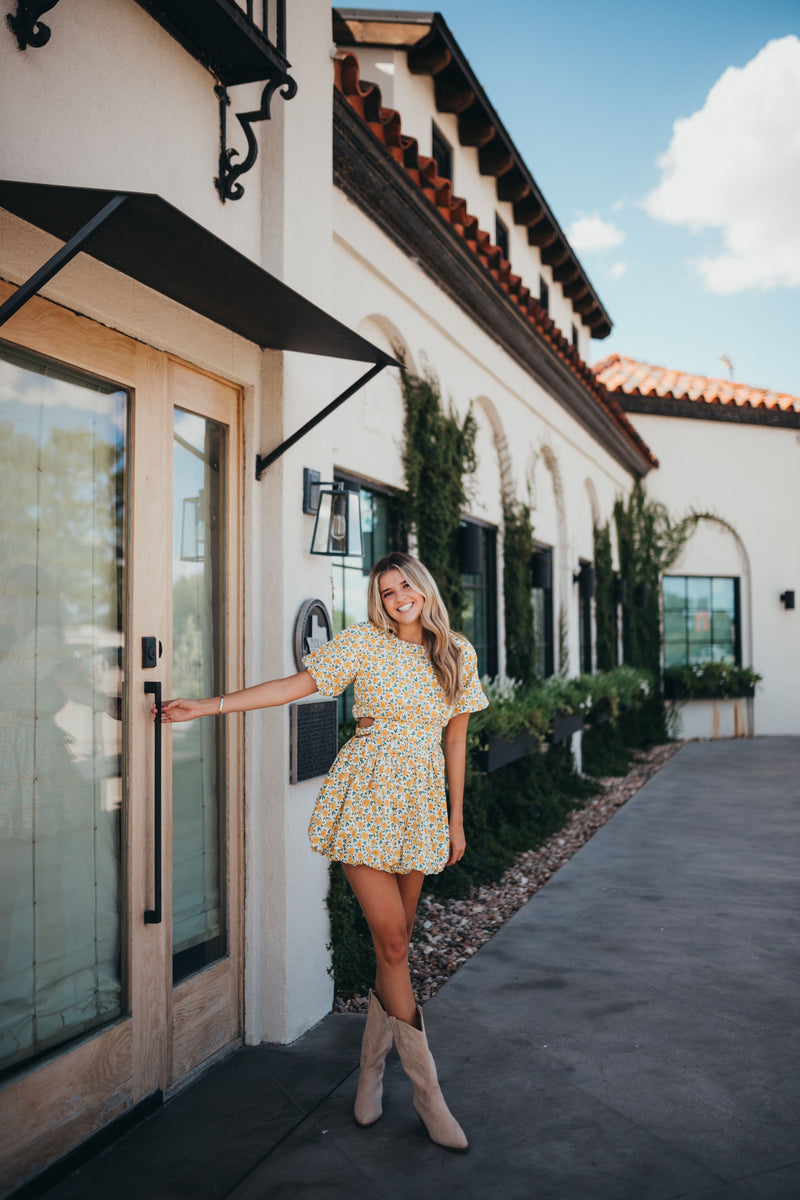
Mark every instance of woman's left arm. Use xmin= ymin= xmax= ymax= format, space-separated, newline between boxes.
xmin=443 ymin=711 xmax=471 ymax=865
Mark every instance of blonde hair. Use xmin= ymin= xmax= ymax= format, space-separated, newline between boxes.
xmin=367 ymin=553 xmax=464 ymax=705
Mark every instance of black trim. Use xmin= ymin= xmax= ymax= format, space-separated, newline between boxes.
xmin=134 ymin=0 xmax=290 ymax=86
xmin=333 ymin=9 xmax=611 ymax=337
xmin=333 ymin=97 xmax=651 ymax=477
xmin=0 ymin=181 xmax=397 ymax=366
xmin=617 ymin=394 xmax=800 ymax=429
xmin=8 ymin=1091 xmax=163 ymax=1200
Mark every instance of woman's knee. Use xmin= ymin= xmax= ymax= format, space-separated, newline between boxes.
xmin=374 ymin=925 xmax=409 ymax=968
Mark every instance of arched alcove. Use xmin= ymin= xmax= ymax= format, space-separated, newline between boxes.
xmin=668 ymin=515 xmax=753 ymax=667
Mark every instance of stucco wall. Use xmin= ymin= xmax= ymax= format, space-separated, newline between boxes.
xmin=332 ymin=185 xmax=638 ymax=682
xmin=626 ymin=412 xmax=800 ymax=736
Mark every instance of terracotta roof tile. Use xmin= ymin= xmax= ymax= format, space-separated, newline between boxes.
xmin=334 ymin=53 xmax=656 ymax=471
xmin=594 ymin=354 xmax=800 ymax=417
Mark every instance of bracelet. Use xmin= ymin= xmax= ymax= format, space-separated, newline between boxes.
xmin=219 ymin=694 xmax=225 ymax=713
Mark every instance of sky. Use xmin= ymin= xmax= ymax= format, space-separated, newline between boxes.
xmin=356 ymin=1 xmax=800 ymax=396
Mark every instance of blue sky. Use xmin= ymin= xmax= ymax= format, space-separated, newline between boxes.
xmin=356 ymin=2 xmax=800 ymax=395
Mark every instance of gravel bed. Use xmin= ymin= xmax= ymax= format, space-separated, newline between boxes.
xmin=335 ymin=741 xmax=683 ymax=1013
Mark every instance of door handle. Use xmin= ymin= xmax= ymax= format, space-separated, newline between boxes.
xmin=144 ymin=681 xmax=162 ymax=924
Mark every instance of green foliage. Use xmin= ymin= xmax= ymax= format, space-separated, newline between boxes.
xmin=613 ymin=480 xmax=695 ymax=676
xmin=326 ymin=862 xmax=375 ymax=997
xmin=326 ymin=664 xmax=660 ymax=999
xmin=502 ymin=500 xmax=537 ymax=684
xmin=613 ymin=480 xmax=700 ymax=744
xmin=400 ymin=366 xmax=477 ymax=626
xmin=664 ymin=662 xmax=761 ymax=698
xmin=593 ymin=522 xmax=615 ymax=671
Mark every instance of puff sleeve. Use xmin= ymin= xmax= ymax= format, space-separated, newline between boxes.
xmin=452 ymin=638 xmax=489 ymax=716
xmin=303 ymin=623 xmax=365 ymax=697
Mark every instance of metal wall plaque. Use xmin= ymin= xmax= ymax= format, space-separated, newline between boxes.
xmin=289 ymin=699 xmax=338 ymax=784
xmin=294 ymin=597 xmax=333 ymax=670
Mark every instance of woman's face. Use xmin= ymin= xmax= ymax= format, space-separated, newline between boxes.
xmin=378 ymin=568 xmax=425 ymax=632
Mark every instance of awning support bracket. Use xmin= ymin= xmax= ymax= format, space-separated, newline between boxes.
xmin=0 ymin=192 xmax=130 ymax=330
xmin=7 ymin=0 xmax=60 ymax=50
xmin=256 ymin=361 xmax=389 ymax=480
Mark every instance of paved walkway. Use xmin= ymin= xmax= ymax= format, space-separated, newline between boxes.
xmin=39 ymin=739 xmax=800 ymax=1200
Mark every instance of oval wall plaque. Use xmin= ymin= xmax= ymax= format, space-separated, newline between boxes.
xmin=294 ymin=598 xmax=333 ymax=670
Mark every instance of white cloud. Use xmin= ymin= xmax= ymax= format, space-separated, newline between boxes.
xmin=567 ymin=213 xmax=626 ymax=252
xmin=610 ymin=262 xmax=627 ymax=279
xmin=644 ymin=35 xmax=800 ymax=294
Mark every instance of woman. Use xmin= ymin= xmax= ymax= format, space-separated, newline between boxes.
xmin=159 ymin=552 xmax=488 ymax=1151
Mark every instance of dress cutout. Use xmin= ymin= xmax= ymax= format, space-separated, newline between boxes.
xmin=303 ymin=622 xmax=488 ymax=874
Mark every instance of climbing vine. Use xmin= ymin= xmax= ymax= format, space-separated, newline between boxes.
xmin=613 ymin=480 xmax=698 ymax=742
xmin=502 ymin=499 xmax=537 ymax=684
xmin=401 ymin=366 xmax=477 ymax=626
xmin=593 ymin=521 xmax=615 ymax=671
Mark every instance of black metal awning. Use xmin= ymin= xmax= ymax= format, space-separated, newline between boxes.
xmin=0 ymin=181 xmax=399 ymax=475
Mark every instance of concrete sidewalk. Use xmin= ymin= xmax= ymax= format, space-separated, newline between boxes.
xmin=39 ymin=738 xmax=800 ymax=1200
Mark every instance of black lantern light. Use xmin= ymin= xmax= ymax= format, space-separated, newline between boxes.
xmin=303 ymin=470 xmax=363 ymax=557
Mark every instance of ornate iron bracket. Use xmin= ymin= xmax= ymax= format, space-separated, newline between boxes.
xmin=7 ymin=0 xmax=59 ymax=49
xmin=215 ymin=71 xmax=298 ymax=203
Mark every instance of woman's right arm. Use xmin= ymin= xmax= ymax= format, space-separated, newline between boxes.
xmin=158 ymin=670 xmax=318 ymax=723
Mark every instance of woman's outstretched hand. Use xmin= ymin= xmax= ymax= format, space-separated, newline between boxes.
xmin=155 ymin=698 xmax=205 ymax=723
xmin=447 ymin=819 xmax=466 ymax=866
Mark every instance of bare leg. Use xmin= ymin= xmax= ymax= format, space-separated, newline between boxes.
xmin=343 ymin=864 xmax=424 ymax=1026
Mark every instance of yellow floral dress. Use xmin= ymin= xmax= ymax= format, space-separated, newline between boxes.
xmin=303 ymin=622 xmax=488 ymax=874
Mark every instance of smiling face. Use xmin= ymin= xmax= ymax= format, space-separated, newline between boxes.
xmin=378 ymin=568 xmax=425 ymax=640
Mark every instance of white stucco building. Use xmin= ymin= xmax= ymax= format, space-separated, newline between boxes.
xmin=0 ymin=4 xmax=796 ymax=1192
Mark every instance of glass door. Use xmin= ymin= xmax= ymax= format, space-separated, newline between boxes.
xmin=0 ymin=292 xmax=242 ymax=1192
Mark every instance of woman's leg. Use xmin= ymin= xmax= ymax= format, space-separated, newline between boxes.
xmin=342 ymin=864 xmax=424 ymax=1026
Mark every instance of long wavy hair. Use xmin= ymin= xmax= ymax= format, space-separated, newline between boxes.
xmin=367 ymin=552 xmax=464 ymax=705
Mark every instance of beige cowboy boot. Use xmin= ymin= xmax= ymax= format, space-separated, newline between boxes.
xmin=354 ymin=990 xmax=394 ymax=1127
xmin=389 ymin=1006 xmax=469 ymax=1151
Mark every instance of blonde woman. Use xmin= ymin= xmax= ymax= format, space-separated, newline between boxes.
xmin=159 ymin=552 xmax=488 ymax=1151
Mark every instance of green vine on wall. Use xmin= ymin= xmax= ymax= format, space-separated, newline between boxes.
xmin=401 ymin=365 xmax=477 ymax=625
xmin=593 ymin=521 xmax=615 ymax=671
xmin=502 ymin=499 xmax=537 ymax=684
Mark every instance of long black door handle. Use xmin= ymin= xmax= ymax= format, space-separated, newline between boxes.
xmin=144 ymin=681 xmax=162 ymax=924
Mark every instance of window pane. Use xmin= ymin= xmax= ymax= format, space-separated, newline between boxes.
xmin=664 ymin=639 xmax=687 ymax=668
xmin=0 ymin=346 xmax=125 ymax=1076
xmin=711 ymin=578 xmax=735 ymax=613
xmin=172 ymin=411 xmax=226 ymax=982
xmin=662 ymin=577 xmax=686 ymax=610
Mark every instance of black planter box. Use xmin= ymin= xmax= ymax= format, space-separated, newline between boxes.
xmin=478 ymin=731 xmax=540 ymax=773
xmin=551 ymin=711 xmax=584 ymax=742
xmin=587 ymin=701 xmax=611 ymax=726
xmin=664 ymin=679 xmax=755 ymax=701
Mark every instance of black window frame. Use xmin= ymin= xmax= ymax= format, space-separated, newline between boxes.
xmin=431 ymin=122 xmax=453 ymax=182
xmin=539 ymin=276 xmax=550 ymax=314
xmin=662 ymin=574 xmax=741 ymax=668
xmin=578 ymin=558 xmax=593 ymax=674
xmin=531 ymin=543 xmax=555 ymax=679
xmin=494 ymin=213 xmax=509 ymax=260
xmin=459 ymin=519 xmax=498 ymax=679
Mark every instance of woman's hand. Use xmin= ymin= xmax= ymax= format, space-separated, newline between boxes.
xmin=447 ymin=818 xmax=466 ymax=866
xmin=156 ymin=697 xmax=207 ymax=723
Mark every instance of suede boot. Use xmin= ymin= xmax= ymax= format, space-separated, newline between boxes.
xmin=354 ymin=990 xmax=394 ymax=1127
xmin=389 ymin=1006 xmax=469 ymax=1152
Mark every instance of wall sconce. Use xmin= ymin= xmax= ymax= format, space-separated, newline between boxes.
xmin=303 ymin=469 xmax=363 ymax=557
xmin=780 ymin=590 xmax=795 ymax=610
xmin=634 ymin=582 xmax=650 ymax=609
xmin=573 ymin=563 xmax=595 ymax=597
xmin=613 ymin=575 xmax=628 ymax=605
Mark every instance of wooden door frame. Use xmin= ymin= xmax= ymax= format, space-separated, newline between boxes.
xmin=0 ymin=285 xmax=244 ymax=1193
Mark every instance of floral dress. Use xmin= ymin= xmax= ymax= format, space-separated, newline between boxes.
xmin=303 ymin=622 xmax=488 ymax=874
